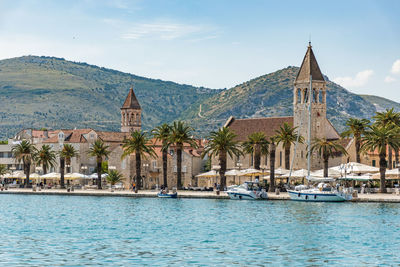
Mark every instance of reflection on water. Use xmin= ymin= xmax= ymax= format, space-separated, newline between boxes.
xmin=0 ymin=195 xmax=399 ymax=266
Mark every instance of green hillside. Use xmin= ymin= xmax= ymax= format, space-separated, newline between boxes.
xmin=0 ymin=56 xmax=220 ymax=139
xmin=181 ymin=66 xmax=380 ymax=136
xmin=0 ymin=56 xmax=399 ymax=140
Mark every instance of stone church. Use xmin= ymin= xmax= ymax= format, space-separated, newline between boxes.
xmin=222 ymin=43 xmax=344 ymax=171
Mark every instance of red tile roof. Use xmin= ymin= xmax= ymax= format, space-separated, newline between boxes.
xmin=225 ymin=116 xmax=294 ymax=141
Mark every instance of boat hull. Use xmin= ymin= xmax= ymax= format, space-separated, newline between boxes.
xmin=227 ymin=191 xmax=267 ymax=200
xmin=157 ymin=192 xmax=178 ymax=198
xmin=287 ymin=190 xmax=351 ymax=202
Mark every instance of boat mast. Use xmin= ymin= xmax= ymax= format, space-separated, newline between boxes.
xmin=307 ymin=75 xmax=312 ymax=178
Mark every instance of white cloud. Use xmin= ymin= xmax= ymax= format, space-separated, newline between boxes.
xmin=384 ymin=76 xmax=396 ymax=83
xmin=121 ymin=22 xmax=210 ymax=40
xmin=333 ymin=70 xmax=374 ymax=88
xmin=391 ymin=59 xmax=400 ymax=74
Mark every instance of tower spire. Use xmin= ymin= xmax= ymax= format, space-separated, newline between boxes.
xmin=121 ymin=86 xmax=141 ymax=132
xmin=295 ymin=43 xmax=324 ymax=84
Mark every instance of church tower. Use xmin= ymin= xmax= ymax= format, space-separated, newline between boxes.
xmin=293 ymin=43 xmax=327 ymax=170
xmin=121 ymin=87 xmax=141 ymax=132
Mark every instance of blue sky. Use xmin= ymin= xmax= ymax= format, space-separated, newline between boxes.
xmin=0 ymin=0 xmax=399 ymax=100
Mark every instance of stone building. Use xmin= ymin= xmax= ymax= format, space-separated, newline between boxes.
xmin=218 ymin=43 xmax=343 ymax=172
xmin=4 ymin=86 xmax=205 ymax=188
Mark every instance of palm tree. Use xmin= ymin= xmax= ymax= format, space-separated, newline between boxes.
xmin=341 ymin=118 xmax=370 ymax=163
xmin=310 ymin=138 xmax=348 ymax=178
xmin=242 ymin=132 xmax=269 ymax=170
xmin=0 ymin=164 xmax=9 ymax=176
xmin=361 ymin=125 xmax=400 ymax=193
xmin=35 ymin=144 xmax=57 ymax=175
xmin=88 ymin=139 xmax=111 ymax=189
xmin=152 ymin=123 xmax=171 ymax=188
xmin=268 ymin=136 xmax=276 ymax=193
xmin=203 ymin=127 xmax=242 ymax=190
xmin=59 ymin=144 xmax=78 ymax=189
xmin=12 ymin=140 xmax=37 ymax=187
xmin=373 ymin=108 xmax=400 ymax=169
xmin=275 ymin=122 xmax=304 ymax=169
xmin=168 ymin=121 xmax=198 ymax=190
xmin=107 ymin=170 xmax=124 ymax=191
xmin=122 ymin=131 xmax=156 ymax=193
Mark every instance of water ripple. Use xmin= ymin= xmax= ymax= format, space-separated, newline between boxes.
xmin=0 ymin=195 xmax=399 ymax=265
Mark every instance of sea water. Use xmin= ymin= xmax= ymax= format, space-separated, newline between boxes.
xmin=0 ymin=194 xmax=399 ymax=266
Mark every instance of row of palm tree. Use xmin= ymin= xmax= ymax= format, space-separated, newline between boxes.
xmin=121 ymin=121 xmax=199 ymax=192
xmin=203 ymin=122 xmax=352 ymax=192
xmin=203 ymin=122 xmax=306 ymax=192
xmin=341 ymin=108 xmax=400 ymax=193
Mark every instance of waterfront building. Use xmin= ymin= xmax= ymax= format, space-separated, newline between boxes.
xmin=217 ymin=44 xmax=344 ymax=173
xmin=4 ymin=87 xmax=205 ymax=188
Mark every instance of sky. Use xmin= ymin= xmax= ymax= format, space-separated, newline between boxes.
xmin=0 ymin=0 xmax=399 ymax=100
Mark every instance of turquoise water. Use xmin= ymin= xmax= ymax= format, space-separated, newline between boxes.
xmin=0 ymin=195 xmax=399 ymax=266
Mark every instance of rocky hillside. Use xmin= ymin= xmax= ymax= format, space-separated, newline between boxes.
xmin=0 ymin=56 xmax=220 ymax=139
xmin=181 ymin=66 xmax=379 ymax=136
xmin=360 ymin=95 xmax=400 ymax=113
xmin=0 ymin=57 xmax=398 ymax=140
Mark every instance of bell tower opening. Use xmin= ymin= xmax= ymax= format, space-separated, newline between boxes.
xmin=121 ymin=86 xmax=142 ymax=133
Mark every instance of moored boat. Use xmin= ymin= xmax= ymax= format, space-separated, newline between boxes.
xmin=227 ymin=181 xmax=268 ymax=200
xmin=157 ymin=189 xmax=178 ymax=198
xmin=287 ymin=181 xmax=352 ymax=202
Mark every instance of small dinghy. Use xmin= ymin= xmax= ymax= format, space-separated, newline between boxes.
xmin=157 ymin=189 xmax=178 ymax=198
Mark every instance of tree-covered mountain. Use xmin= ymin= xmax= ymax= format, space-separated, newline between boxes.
xmin=0 ymin=56 xmax=398 ymax=140
xmin=0 ymin=56 xmax=220 ymax=139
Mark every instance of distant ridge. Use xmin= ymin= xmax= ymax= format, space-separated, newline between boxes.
xmin=0 ymin=56 xmax=399 ymax=139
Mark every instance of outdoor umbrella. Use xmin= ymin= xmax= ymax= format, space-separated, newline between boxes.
xmin=310 ymin=168 xmax=342 ymax=178
xmin=41 ymin=172 xmax=61 ymax=179
xmin=372 ymin=169 xmax=400 ymax=180
xmin=225 ymin=169 xmax=243 ymax=185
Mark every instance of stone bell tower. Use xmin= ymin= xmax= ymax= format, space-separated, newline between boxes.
xmin=293 ymin=43 xmax=327 ymax=170
xmin=121 ymin=86 xmax=141 ymax=132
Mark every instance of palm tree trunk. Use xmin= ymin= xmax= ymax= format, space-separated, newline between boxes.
xmin=219 ymin=151 xmax=227 ymax=190
xmin=323 ymin=154 xmax=329 ymax=178
xmin=269 ymin=142 xmax=276 ymax=193
xmin=379 ymin=152 xmax=387 ymax=193
xmin=177 ymin=146 xmax=183 ymax=190
xmin=60 ymin=157 xmax=65 ymax=189
xmin=25 ymin=162 xmax=31 ymax=188
xmin=395 ymin=149 xmax=399 ymax=168
xmin=284 ymin=145 xmax=290 ymax=170
xmin=254 ymin=145 xmax=261 ymax=170
xmin=162 ymin=149 xmax=168 ymax=188
xmin=355 ymin=137 xmax=361 ymax=163
xmin=97 ymin=159 xmax=102 ymax=189
xmin=43 ymin=164 xmax=47 ymax=175
xmin=388 ymin=147 xmax=393 ymax=170
xmin=135 ymin=151 xmax=141 ymax=193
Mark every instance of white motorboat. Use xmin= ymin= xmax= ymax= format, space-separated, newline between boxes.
xmin=227 ymin=181 xmax=268 ymax=200
xmin=287 ymin=182 xmax=352 ymax=202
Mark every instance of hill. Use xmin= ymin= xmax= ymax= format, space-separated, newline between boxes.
xmin=181 ymin=66 xmax=380 ymax=136
xmin=1 ymin=56 xmax=399 ymax=140
xmin=0 ymin=56 xmax=220 ymax=139
xmin=360 ymin=95 xmax=400 ymax=113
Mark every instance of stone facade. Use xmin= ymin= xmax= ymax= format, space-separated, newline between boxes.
xmin=220 ymin=44 xmax=343 ymax=175
xmin=120 ymin=87 xmax=141 ymax=133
